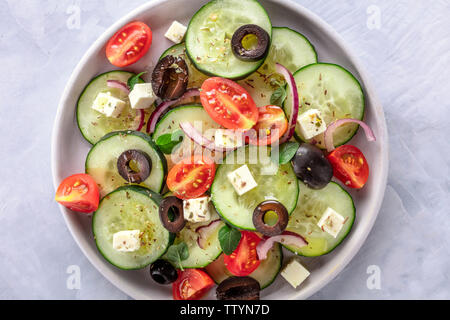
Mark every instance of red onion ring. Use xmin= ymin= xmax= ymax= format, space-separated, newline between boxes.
xmin=276 ymin=63 xmax=299 ymax=144
xmin=179 ymin=122 xmax=240 ymax=152
xmin=136 ymin=109 xmax=145 ymax=131
xmin=256 ymin=231 xmax=307 ymax=260
xmin=107 ymin=80 xmax=130 ymax=94
xmin=195 ymin=219 xmax=222 ymax=250
xmin=146 ymin=88 xmax=200 ymax=134
xmin=324 ymin=118 xmax=376 ymax=152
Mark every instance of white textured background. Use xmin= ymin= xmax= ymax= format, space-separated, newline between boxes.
xmin=0 ymin=0 xmax=449 ymax=299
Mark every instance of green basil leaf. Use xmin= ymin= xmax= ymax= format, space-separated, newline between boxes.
xmin=165 ymin=242 xmax=189 ymax=270
xmin=270 ymin=86 xmax=287 ymax=107
xmin=218 ymin=225 xmax=241 ymax=255
xmin=278 ymin=141 xmax=300 ymax=164
xmin=156 ymin=130 xmax=184 ymax=154
xmin=127 ymin=71 xmax=146 ymax=91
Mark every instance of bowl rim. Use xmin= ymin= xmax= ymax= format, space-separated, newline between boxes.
xmin=51 ymin=0 xmax=389 ymax=300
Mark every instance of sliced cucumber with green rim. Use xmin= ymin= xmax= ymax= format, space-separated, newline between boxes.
xmin=185 ymin=0 xmax=272 ymax=79
xmin=92 ymin=186 xmax=172 ymax=270
xmin=284 ymin=63 xmax=365 ymax=148
xmin=205 ymin=243 xmax=282 ymax=289
xmin=239 ymin=27 xmax=317 ymax=107
xmin=211 ymin=146 xmax=299 ymax=230
xmin=77 ymin=71 xmax=150 ymax=145
xmin=284 ymin=181 xmax=355 ymax=257
xmin=86 ymin=131 xmax=167 ymax=197
xmin=160 ymin=43 xmax=209 ymax=89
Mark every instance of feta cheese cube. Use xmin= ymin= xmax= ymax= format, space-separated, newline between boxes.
xmin=227 ymin=165 xmax=258 ymax=196
xmin=129 ymin=83 xmax=156 ymax=109
xmin=164 ymin=21 xmax=187 ymax=44
xmin=281 ymin=257 xmax=310 ymax=289
xmin=317 ymin=207 xmax=345 ymax=238
xmin=183 ymin=196 xmax=211 ymax=223
xmin=92 ymin=92 xmax=126 ymax=118
xmin=297 ymin=109 xmax=327 ymax=140
xmin=112 ymin=230 xmax=141 ymax=252
xmin=214 ymin=129 xmax=244 ymax=149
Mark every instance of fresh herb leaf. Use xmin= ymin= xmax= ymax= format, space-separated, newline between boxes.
xmin=165 ymin=242 xmax=189 ymax=270
xmin=156 ymin=130 xmax=184 ymax=154
xmin=218 ymin=225 xmax=241 ymax=255
xmin=127 ymin=71 xmax=146 ymax=91
xmin=278 ymin=141 xmax=300 ymax=164
xmin=270 ymin=86 xmax=287 ymax=107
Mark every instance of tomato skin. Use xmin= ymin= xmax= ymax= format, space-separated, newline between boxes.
xmin=200 ymin=77 xmax=259 ymax=130
xmin=166 ymin=155 xmax=216 ymax=200
xmin=224 ymin=231 xmax=261 ymax=276
xmin=106 ymin=21 xmax=152 ymax=67
xmin=249 ymin=105 xmax=288 ymax=146
xmin=172 ymin=269 xmax=214 ymax=300
xmin=55 ymin=174 xmax=100 ymax=213
xmin=327 ymin=145 xmax=369 ymax=189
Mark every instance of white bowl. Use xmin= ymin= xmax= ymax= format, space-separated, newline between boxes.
xmin=51 ymin=0 xmax=388 ymax=300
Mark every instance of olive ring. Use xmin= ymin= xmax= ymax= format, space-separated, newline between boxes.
xmin=252 ymin=200 xmax=289 ymax=237
xmin=117 ymin=149 xmax=152 ymax=184
xmin=159 ymin=196 xmax=186 ymax=233
xmin=151 ymin=55 xmax=189 ymax=101
xmin=216 ymin=276 xmax=261 ymax=300
xmin=231 ymin=24 xmax=270 ymax=62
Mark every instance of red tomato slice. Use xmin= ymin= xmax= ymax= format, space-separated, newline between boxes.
xmin=327 ymin=145 xmax=369 ymax=189
xmin=173 ymin=269 xmax=214 ymax=300
xmin=166 ymin=155 xmax=216 ymax=200
xmin=200 ymin=77 xmax=259 ymax=130
xmin=224 ymin=231 xmax=261 ymax=276
xmin=106 ymin=21 xmax=152 ymax=67
xmin=249 ymin=105 xmax=288 ymax=146
xmin=55 ymin=174 xmax=100 ymax=213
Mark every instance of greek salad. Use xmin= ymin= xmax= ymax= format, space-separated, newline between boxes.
xmin=55 ymin=0 xmax=376 ymax=300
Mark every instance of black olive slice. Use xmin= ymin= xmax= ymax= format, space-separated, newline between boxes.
xmin=252 ymin=200 xmax=289 ymax=237
xmin=216 ymin=276 xmax=260 ymax=300
xmin=117 ymin=149 xmax=152 ymax=184
xmin=159 ymin=196 xmax=186 ymax=233
xmin=150 ymin=259 xmax=178 ymax=285
xmin=231 ymin=24 xmax=270 ymax=62
xmin=151 ymin=55 xmax=189 ymax=100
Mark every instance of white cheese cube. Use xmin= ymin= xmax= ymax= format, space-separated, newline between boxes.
xmin=297 ymin=109 xmax=327 ymax=140
xmin=91 ymin=92 xmax=126 ymax=118
xmin=112 ymin=230 xmax=141 ymax=252
xmin=227 ymin=165 xmax=258 ymax=196
xmin=164 ymin=21 xmax=187 ymax=44
xmin=214 ymin=129 xmax=244 ymax=149
xmin=129 ymin=83 xmax=156 ymax=109
xmin=183 ymin=196 xmax=212 ymax=223
xmin=317 ymin=207 xmax=346 ymax=238
xmin=281 ymin=257 xmax=310 ymax=289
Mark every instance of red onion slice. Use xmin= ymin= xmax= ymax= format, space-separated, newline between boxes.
xmin=256 ymin=231 xmax=308 ymax=260
xmin=146 ymin=88 xmax=200 ymax=134
xmin=136 ymin=109 xmax=145 ymax=131
xmin=276 ymin=63 xmax=299 ymax=144
xmin=107 ymin=80 xmax=130 ymax=94
xmin=179 ymin=122 xmax=240 ymax=152
xmin=324 ymin=118 xmax=376 ymax=152
xmin=195 ymin=219 xmax=222 ymax=250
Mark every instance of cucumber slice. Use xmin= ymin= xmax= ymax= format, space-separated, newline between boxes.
xmin=284 ymin=181 xmax=355 ymax=257
xmin=239 ymin=27 xmax=317 ymax=107
xmin=284 ymin=63 xmax=365 ymax=148
xmin=185 ymin=0 xmax=272 ymax=79
xmin=205 ymin=243 xmax=282 ymax=289
xmin=86 ymin=131 xmax=167 ymax=197
xmin=160 ymin=43 xmax=209 ymax=89
xmin=162 ymin=192 xmax=225 ymax=268
xmin=92 ymin=186 xmax=171 ymax=270
xmin=77 ymin=71 xmax=150 ymax=145
xmin=211 ymin=146 xmax=299 ymax=230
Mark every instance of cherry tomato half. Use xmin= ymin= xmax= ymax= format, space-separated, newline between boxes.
xmin=106 ymin=21 xmax=152 ymax=67
xmin=224 ymin=231 xmax=261 ymax=276
xmin=55 ymin=174 xmax=100 ymax=213
xmin=327 ymin=145 xmax=369 ymax=189
xmin=166 ymin=155 xmax=216 ymax=200
xmin=200 ymin=77 xmax=259 ymax=130
xmin=249 ymin=105 xmax=288 ymax=146
xmin=173 ymin=269 xmax=215 ymax=300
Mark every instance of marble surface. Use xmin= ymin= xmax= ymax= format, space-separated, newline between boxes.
xmin=0 ymin=0 xmax=449 ymax=300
